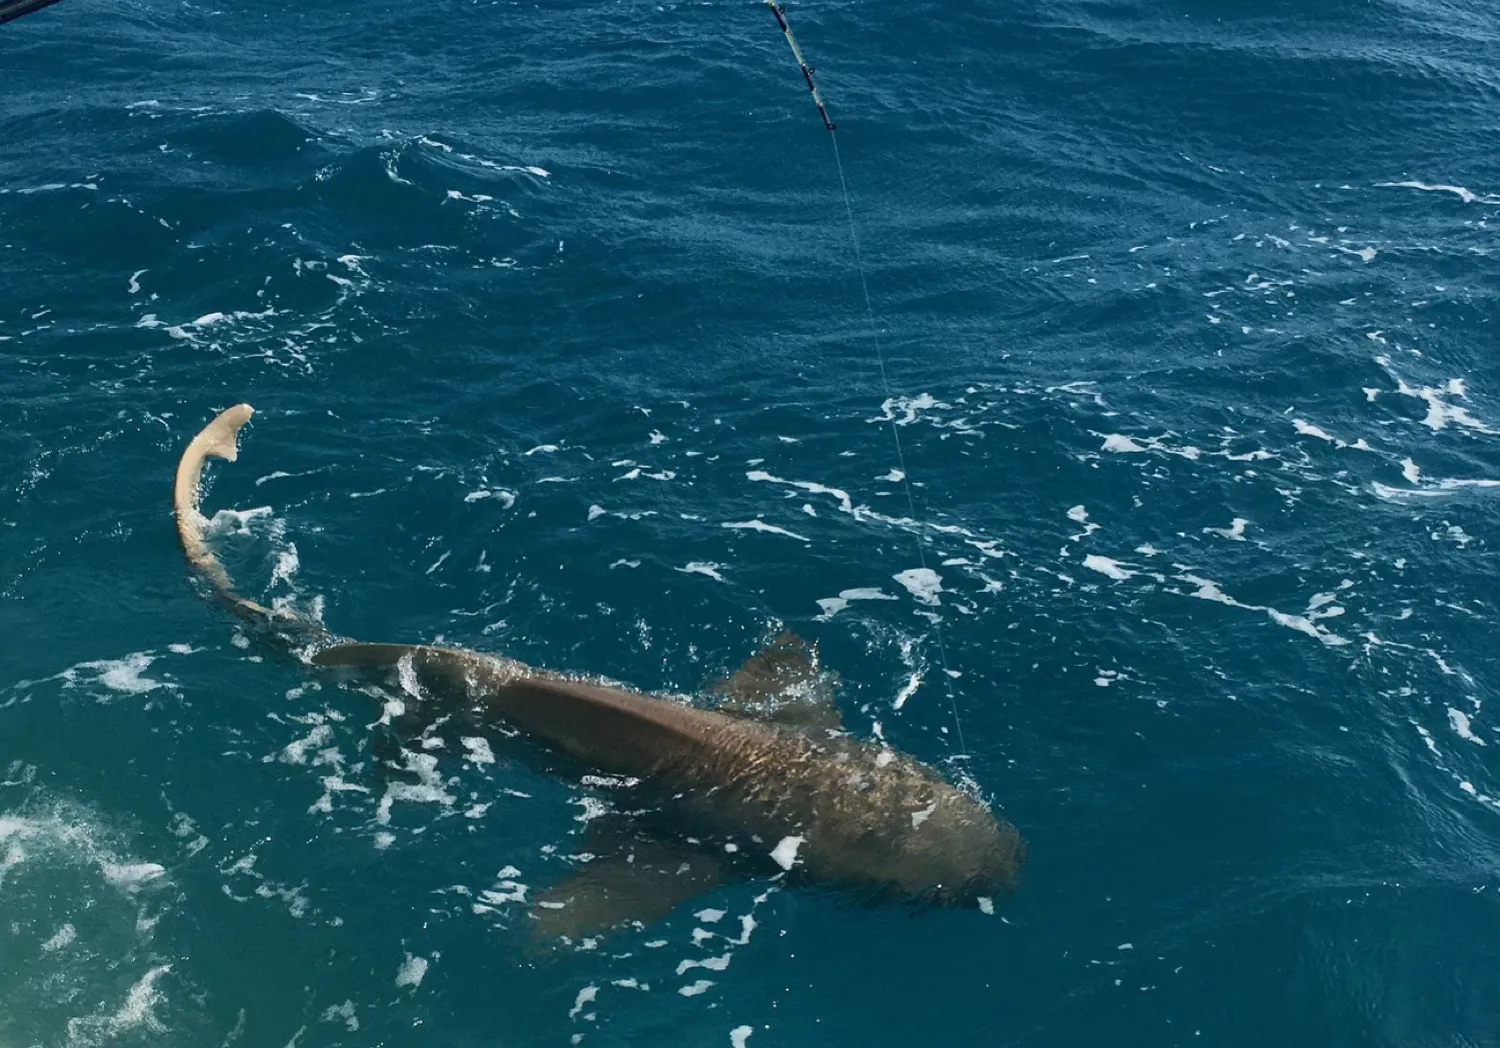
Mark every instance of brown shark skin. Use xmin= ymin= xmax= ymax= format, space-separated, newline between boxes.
xmin=175 ymin=404 xmax=1025 ymax=912
xmin=314 ymin=643 xmax=1024 ymax=904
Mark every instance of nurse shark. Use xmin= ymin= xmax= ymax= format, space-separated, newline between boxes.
xmin=173 ymin=404 xmax=1024 ymax=939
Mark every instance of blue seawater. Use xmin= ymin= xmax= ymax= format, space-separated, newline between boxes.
xmin=3 ymin=0 xmax=1498 ymax=1044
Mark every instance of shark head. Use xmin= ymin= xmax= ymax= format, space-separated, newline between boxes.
xmin=902 ymin=787 xmax=1026 ymax=906
xmin=865 ymin=777 xmax=1025 ymax=907
xmin=782 ymin=742 xmax=1025 ymax=907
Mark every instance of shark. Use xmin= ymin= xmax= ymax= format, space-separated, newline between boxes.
xmin=173 ymin=404 xmax=1024 ymax=940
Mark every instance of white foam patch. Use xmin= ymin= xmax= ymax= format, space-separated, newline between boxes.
xmin=0 ymin=808 xmax=168 ymax=897
xmin=1372 ymin=482 xmax=1447 ymax=501
xmin=464 ymin=489 xmax=517 ymax=508
xmin=1418 ymin=391 xmax=1495 ymax=433
xmin=461 ymin=737 xmax=496 ymax=765
xmin=1101 ymin=434 xmax=1148 ymax=453
xmin=1448 ymin=708 xmax=1486 ymax=746
xmin=1178 ymin=574 xmax=1349 ymax=646
xmin=1415 ymin=722 xmax=1442 ymax=756
xmin=395 ymin=953 xmax=429 ymax=988
xmin=1402 ymin=458 xmax=1422 ymax=484
xmin=61 ymin=653 xmax=170 ymax=696
xmin=731 ymin=1025 xmax=754 ymax=1048
xmin=281 ymin=723 xmax=332 ymax=765
xmin=815 ymin=587 xmax=897 ymax=619
xmin=375 ymin=752 xmax=456 ymax=825
xmin=679 ymin=562 xmax=727 ymax=583
xmin=42 ymin=923 xmax=77 ymax=951
xmin=893 ymin=671 xmax=922 ymax=711
xmin=722 ymin=520 xmax=810 ymax=542
xmin=745 ymin=470 xmax=853 ymax=513
xmin=695 ymin=908 xmax=727 ymax=924
xmin=731 ymin=912 xmax=759 ymax=945
xmin=613 ymin=466 xmax=657 ymax=482
xmin=676 ymin=953 xmax=732 ymax=976
xmin=1204 ymin=518 xmax=1249 ymax=541
xmin=569 ymin=985 xmax=598 ymax=1019
xmin=769 ymin=836 xmax=803 ymax=871
xmin=873 ymin=392 xmax=949 ymax=426
xmin=1067 ymin=505 xmax=1089 ymax=523
xmin=204 ymin=505 xmax=274 ymax=535
xmin=894 ymin=568 xmax=943 ymax=605
xmin=12 ymin=180 xmax=97 ymax=194
xmin=395 ymin=655 xmax=423 ymax=701
xmin=321 ymin=1000 xmax=359 ymax=1032
xmin=1292 ymin=419 xmax=1351 ymax=447
xmin=1374 ymin=476 xmax=1500 ymax=501
xmin=65 ymin=963 xmax=172 ymax=1043
xmin=976 ymin=897 xmax=995 ymax=915
xmin=477 ymin=869 xmax=529 ymax=908
xmin=1378 ymin=358 xmax=1500 ymax=435
xmin=1376 ymin=180 xmax=1500 ymax=204
xmin=99 ymin=862 xmax=166 ymax=892
xmin=1101 ymin=431 xmax=1203 ymax=460
xmin=1265 ymin=609 xmax=1326 ymax=640
xmin=679 ymin=980 xmax=715 ymax=997
xmin=1083 ymin=555 xmax=1136 ymax=581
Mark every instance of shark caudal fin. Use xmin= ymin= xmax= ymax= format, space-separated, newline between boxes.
xmin=174 ymin=405 xmax=264 ymax=614
xmin=173 ymin=404 xmax=316 ymax=634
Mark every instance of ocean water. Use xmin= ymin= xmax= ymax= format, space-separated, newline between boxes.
xmin=3 ymin=0 xmax=1499 ymax=1044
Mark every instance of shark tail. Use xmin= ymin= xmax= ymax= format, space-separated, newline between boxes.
xmin=173 ymin=404 xmax=314 ymax=633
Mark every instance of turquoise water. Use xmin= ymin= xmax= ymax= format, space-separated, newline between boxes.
xmin=3 ymin=0 xmax=1499 ymax=1044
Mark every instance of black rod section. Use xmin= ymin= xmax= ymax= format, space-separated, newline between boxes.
xmin=1 ymin=0 xmax=67 ymax=26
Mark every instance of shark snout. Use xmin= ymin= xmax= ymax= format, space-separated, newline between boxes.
xmin=932 ymin=816 xmax=1026 ymax=908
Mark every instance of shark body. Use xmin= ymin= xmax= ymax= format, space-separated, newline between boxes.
xmin=173 ymin=405 xmax=1024 ymax=938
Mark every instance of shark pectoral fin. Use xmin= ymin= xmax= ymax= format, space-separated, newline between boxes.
xmin=710 ymin=631 xmax=843 ymax=733
xmin=530 ymin=837 xmax=725 ymax=943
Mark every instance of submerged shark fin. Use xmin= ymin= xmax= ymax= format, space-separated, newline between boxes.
xmin=529 ymin=830 xmax=726 ymax=944
xmin=710 ymin=632 xmax=843 ymax=733
xmin=312 ymin=642 xmax=425 ymax=669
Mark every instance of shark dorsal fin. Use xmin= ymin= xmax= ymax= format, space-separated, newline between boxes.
xmin=710 ymin=632 xmax=842 ymax=734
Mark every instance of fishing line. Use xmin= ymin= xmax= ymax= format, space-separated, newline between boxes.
xmin=765 ymin=1 xmax=968 ymax=757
